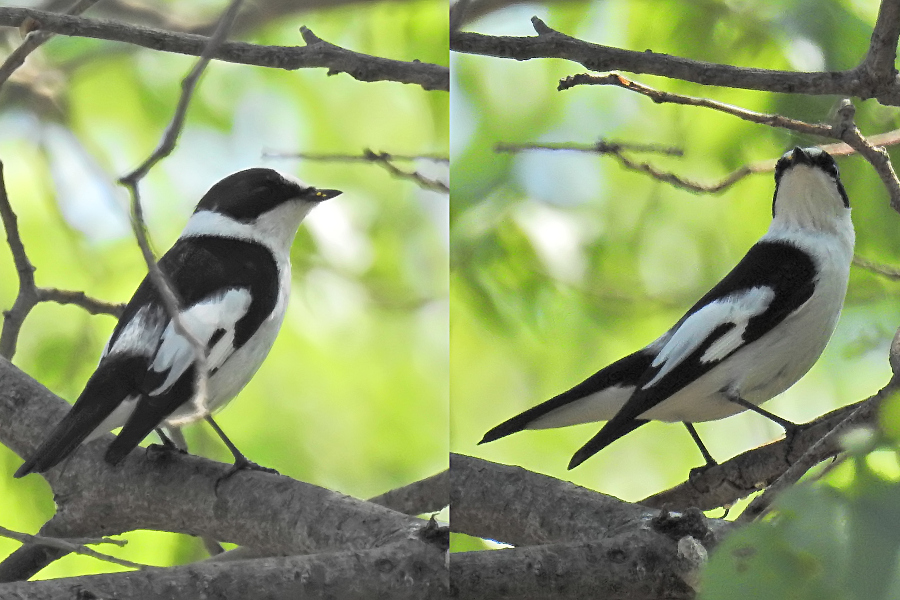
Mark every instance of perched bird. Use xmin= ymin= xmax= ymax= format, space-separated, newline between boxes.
xmin=15 ymin=168 xmax=340 ymax=477
xmin=481 ymin=146 xmax=854 ymax=470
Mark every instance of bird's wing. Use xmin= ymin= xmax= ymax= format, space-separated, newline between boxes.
xmin=480 ymin=349 xmax=655 ymax=444
xmin=15 ymin=237 xmax=282 ymax=476
xmin=568 ymin=240 xmax=817 ymax=469
xmin=104 ymin=235 xmax=281 ymax=464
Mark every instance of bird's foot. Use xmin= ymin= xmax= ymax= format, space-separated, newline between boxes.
xmin=145 ymin=442 xmax=186 ymax=462
xmin=782 ymin=421 xmax=810 ymax=460
xmin=230 ymin=457 xmax=279 ymax=476
xmin=214 ymin=458 xmax=279 ymax=493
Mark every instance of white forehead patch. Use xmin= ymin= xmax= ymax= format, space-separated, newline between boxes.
xmin=275 ymin=170 xmax=311 ymax=193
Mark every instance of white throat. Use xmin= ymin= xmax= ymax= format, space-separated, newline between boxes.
xmin=180 ymin=201 xmax=315 ymax=259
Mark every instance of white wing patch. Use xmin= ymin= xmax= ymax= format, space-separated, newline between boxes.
xmin=149 ymin=288 xmax=252 ymax=395
xmin=642 ymin=286 xmax=775 ymax=389
xmin=105 ymin=305 xmax=166 ymax=359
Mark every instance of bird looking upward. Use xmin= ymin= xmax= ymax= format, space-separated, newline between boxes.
xmin=481 ymin=146 xmax=854 ymax=471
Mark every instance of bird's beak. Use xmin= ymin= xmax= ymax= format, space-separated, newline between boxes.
xmin=791 ymin=146 xmax=812 ymax=165
xmin=311 ymin=188 xmax=342 ymax=202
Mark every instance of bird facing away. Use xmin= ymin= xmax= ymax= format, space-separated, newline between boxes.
xmin=15 ymin=168 xmax=340 ymax=478
xmin=480 ymin=146 xmax=854 ymax=470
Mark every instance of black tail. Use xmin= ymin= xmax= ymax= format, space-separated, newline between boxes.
xmin=480 ymin=350 xmax=654 ymax=446
xmin=14 ymin=356 xmax=144 ymax=477
xmin=567 ymin=418 xmax=648 ymax=470
xmin=14 ymin=408 xmax=107 ymax=477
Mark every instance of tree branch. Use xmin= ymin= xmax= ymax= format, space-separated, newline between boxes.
xmin=450 ymin=455 xmax=730 ymax=599
xmin=0 ymin=358 xmax=434 ymax=572
xmin=0 ymin=0 xmax=100 ymax=91
xmin=369 ymin=469 xmax=449 ymax=515
xmin=0 ymin=7 xmax=449 ymax=91
xmin=0 ymin=163 xmax=121 ymax=360
xmin=451 ymin=15 xmax=900 ymax=104
xmin=451 ymin=537 xmax=696 ymax=600
xmin=860 ymin=0 xmax=900 ymax=86
xmin=34 ymin=287 xmax=124 ymax=317
xmin=0 ymin=539 xmax=447 ymax=600
xmin=0 ymin=162 xmax=37 ymax=360
xmin=558 ymin=72 xmax=833 ymax=136
xmin=266 ymin=149 xmax=450 ymax=193
xmin=854 ymin=255 xmax=900 ymax=280
xmin=511 ymin=75 xmax=900 ymax=208
xmin=450 ymin=454 xmax=734 ymax=546
xmin=641 ymin=379 xmax=896 ymax=512
xmin=0 ymin=525 xmax=145 ymax=571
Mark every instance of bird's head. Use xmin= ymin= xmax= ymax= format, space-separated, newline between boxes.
xmin=185 ymin=168 xmax=341 ymax=253
xmin=195 ymin=168 xmax=341 ymax=222
xmin=771 ymin=147 xmax=850 ymax=233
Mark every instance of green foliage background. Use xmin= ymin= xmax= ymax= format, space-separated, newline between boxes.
xmin=0 ymin=0 xmax=447 ymax=577
xmin=450 ymin=0 xmax=900 ymax=591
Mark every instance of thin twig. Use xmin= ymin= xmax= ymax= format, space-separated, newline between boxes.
xmin=853 ymin=255 xmax=900 ymax=280
xmin=265 ymin=150 xmax=450 ymax=164
xmin=553 ymin=74 xmax=900 ymax=204
xmin=0 ymin=162 xmax=37 ymax=360
xmin=495 ymin=140 xmax=683 ymax=156
xmin=0 ymin=0 xmax=100 ymax=91
xmin=37 ymin=288 xmax=125 ymax=317
xmin=371 ymin=154 xmax=449 ymax=194
xmin=835 ymin=105 xmax=900 ymax=212
xmin=560 ymin=73 xmax=833 ymax=136
xmin=117 ymin=0 xmax=243 ymax=424
xmin=0 ymin=525 xmax=146 ymax=570
xmin=0 ymin=162 xmax=124 ymax=359
xmin=494 ymin=138 xmax=768 ymax=193
xmin=267 ymin=149 xmax=449 ymax=193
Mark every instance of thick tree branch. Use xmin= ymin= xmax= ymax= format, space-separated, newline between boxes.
xmin=861 ymin=0 xmax=900 ymax=85
xmin=451 ymin=537 xmax=696 ymax=600
xmin=0 ymin=7 xmax=449 ymax=91
xmin=0 ymin=359 xmax=431 ymax=573
xmin=451 ymin=16 xmax=900 ymax=104
xmin=369 ymin=469 xmax=449 ymax=515
xmin=450 ymin=454 xmax=734 ymax=546
xmin=450 ymin=455 xmax=729 ymax=599
xmin=0 ymin=539 xmax=447 ymax=600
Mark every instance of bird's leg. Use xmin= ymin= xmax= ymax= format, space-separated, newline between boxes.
xmin=683 ymin=422 xmax=718 ymax=478
xmin=725 ymin=395 xmax=801 ymax=434
xmin=205 ymin=416 xmax=279 ymax=479
xmin=154 ymin=427 xmax=188 ymax=451
xmin=146 ymin=427 xmax=188 ymax=462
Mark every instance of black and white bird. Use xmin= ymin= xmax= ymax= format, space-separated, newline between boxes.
xmin=480 ymin=146 xmax=854 ymax=470
xmin=15 ymin=168 xmax=339 ymax=478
